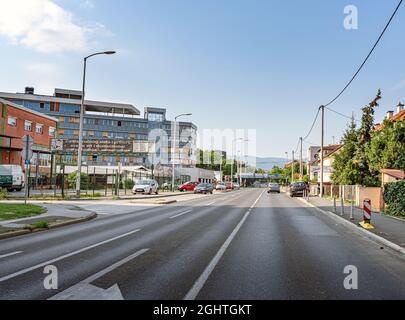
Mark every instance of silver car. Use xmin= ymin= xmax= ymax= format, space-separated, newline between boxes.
xmin=268 ymin=183 xmax=281 ymax=194
xmin=133 ymin=179 xmax=159 ymax=195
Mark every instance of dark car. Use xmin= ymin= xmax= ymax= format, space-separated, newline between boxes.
xmin=289 ymin=182 xmax=308 ymax=197
xmin=194 ymin=183 xmax=214 ymax=194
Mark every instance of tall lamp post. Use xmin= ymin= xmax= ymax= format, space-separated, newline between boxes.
xmin=231 ymin=138 xmax=243 ymax=186
xmin=171 ymin=113 xmax=192 ymax=191
xmin=76 ymin=50 xmax=116 ymax=198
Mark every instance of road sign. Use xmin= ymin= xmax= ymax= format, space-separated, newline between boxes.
xmin=21 ymin=135 xmax=34 ymax=162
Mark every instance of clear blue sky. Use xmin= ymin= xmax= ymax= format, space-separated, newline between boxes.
xmin=0 ymin=0 xmax=404 ymax=157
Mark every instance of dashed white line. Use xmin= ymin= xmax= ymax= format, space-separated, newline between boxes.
xmin=184 ymin=190 xmax=265 ymax=300
xmin=0 ymin=251 xmax=22 ymax=259
xmin=0 ymin=229 xmax=141 ymax=283
xmin=170 ymin=210 xmax=193 ymax=219
xmin=205 ymin=202 xmax=216 ymax=206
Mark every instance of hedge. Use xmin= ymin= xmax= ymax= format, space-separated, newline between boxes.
xmin=383 ymin=180 xmax=405 ymax=217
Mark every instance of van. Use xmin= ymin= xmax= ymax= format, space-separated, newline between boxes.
xmin=0 ymin=165 xmax=25 ymax=191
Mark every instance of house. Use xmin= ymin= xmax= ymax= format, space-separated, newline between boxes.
xmin=375 ymin=102 xmax=405 ymax=131
xmin=381 ymin=169 xmax=405 ymax=186
xmin=310 ymin=145 xmax=343 ymax=183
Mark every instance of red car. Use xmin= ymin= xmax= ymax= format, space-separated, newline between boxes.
xmin=178 ymin=181 xmax=199 ymax=192
xmin=225 ymin=182 xmax=234 ymax=190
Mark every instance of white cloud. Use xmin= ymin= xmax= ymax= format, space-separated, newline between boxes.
xmin=80 ymin=0 xmax=96 ymax=9
xmin=0 ymin=0 xmax=106 ymax=53
xmin=391 ymin=79 xmax=405 ymax=91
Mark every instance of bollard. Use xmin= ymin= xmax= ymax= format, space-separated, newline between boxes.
xmin=333 ymin=197 xmax=337 ymax=213
xmin=359 ymin=199 xmax=374 ymax=229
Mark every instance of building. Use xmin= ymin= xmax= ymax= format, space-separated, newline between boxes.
xmin=310 ymin=144 xmax=343 ymax=183
xmin=0 ymin=88 xmax=197 ymax=170
xmin=0 ymin=98 xmax=58 ymax=171
xmin=375 ymin=102 xmax=405 ymax=131
xmin=381 ymin=169 xmax=405 ymax=186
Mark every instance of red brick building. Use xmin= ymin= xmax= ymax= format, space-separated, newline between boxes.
xmin=0 ymin=98 xmax=58 ymax=166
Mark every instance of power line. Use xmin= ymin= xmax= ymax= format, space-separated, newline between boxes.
xmin=325 ymin=106 xmax=361 ymax=123
xmin=324 ymin=0 xmax=403 ymax=107
xmin=303 ymin=108 xmax=321 ymax=141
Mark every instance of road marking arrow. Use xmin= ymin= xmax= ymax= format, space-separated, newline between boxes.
xmin=49 ymin=248 xmax=149 ymax=300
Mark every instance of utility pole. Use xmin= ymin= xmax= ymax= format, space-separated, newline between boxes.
xmin=320 ymin=105 xmax=325 ymax=198
xmin=299 ymin=137 xmax=303 ymax=181
xmin=291 ymin=150 xmax=295 ymax=184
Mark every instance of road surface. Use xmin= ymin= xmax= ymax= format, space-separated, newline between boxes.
xmin=0 ymin=189 xmax=404 ymax=300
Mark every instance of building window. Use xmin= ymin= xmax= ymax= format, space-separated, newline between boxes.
xmin=24 ymin=121 xmax=32 ymax=131
xmin=40 ymin=102 xmax=45 ymax=109
xmin=7 ymin=117 xmax=17 ymax=127
xmin=36 ymin=124 xmax=44 ymax=134
xmin=148 ymin=113 xmax=164 ymax=122
xmin=49 ymin=127 xmax=56 ymax=136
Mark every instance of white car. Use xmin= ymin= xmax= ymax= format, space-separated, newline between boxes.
xmin=215 ymin=182 xmax=226 ymax=191
xmin=132 ymin=179 xmax=159 ymax=195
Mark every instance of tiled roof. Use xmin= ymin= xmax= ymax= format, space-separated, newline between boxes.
xmin=381 ymin=169 xmax=405 ymax=180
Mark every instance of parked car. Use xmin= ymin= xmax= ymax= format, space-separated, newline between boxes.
xmin=215 ymin=182 xmax=226 ymax=191
xmin=178 ymin=181 xmax=199 ymax=192
xmin=161 ymin=182 xmax=170 ymax=190
xmin=289 ymin=182 xmax=307 ymax=197
xmin=225 ymin=182 xmax=234 ymax=190
xmin=0 ymin=165 xmax=24 ymax=191
xmin=233 ymin=183 xmax=240 ymax=190
xmin=194 ymin=183 xmax=214 ymax=194
xmin=132 ymin=179 xmax=159 ymax=195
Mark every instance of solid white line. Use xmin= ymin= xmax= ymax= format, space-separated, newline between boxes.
xmin=0 ymin=229 xmax=141 ymax=283
xmin=49 ymin=248 xmax=149 ymax=300
xmin=0 ymin=251 xmax=22 ymax=259
xmin=170 ymin=210 xmax=193 ymax=219
xmin=184 ymin=190 xmax=265 ymax=300
xmin=205 ymin=202 xmax=216 ymax=206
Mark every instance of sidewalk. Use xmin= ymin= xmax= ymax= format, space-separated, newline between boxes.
xmin=0 ymin=203 xmax=96 ymax=236
xmin=305 ymin=196 xmax=405 ymax=249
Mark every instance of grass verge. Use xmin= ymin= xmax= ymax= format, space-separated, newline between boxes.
xmin=0 ymin=204 xmax=47 ymax=221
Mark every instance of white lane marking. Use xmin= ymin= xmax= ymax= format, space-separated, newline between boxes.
xmin=170 ymin=210 xmax=193 ymax=219
xmin=0 ymin=251 xmax=22 ymax=259
xmin=0 ymin=229 xmax=141 ymax=283
xmin=184 ymin=190 xmax=265 ymax=300
xmin=49 ymin=248 xmax=149 ymax=300
xmin=205 ymin=202 xmax=216 ymax=206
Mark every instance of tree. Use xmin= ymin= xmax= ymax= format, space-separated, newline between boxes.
xmin=355 ymin=89 xmax=381 ymax=186
xmin=332 ymin=116 xmax=359 ymax=184
xmin=67 ymin=172 xmax=89 ymax=190
xmin=366 ymin=119 xmax=405 ymax=173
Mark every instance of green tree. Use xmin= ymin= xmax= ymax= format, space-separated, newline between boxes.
xmin=355 ymin=89 xmax=381 ymax=186
xmin=67 ymin=172 xmax=89 ymax=190
xmin=332 ymin=117 xmax=359 ymax=184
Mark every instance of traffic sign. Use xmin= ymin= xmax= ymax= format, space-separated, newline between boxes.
xmin=21 ymin=135 xmax=34 ymax=162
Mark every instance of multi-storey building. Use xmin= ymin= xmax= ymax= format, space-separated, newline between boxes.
xmin=0 ymin=87 xmax=197 ymax=168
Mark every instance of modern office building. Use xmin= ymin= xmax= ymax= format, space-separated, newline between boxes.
xmin=0 ymin=87 xmax=197 ymax=169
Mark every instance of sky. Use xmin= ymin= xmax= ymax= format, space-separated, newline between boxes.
xmin=0 ymin=0 xmax=404 ymax=158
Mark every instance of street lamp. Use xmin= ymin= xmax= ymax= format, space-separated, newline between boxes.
xmin=76 ymin=51 xmax=116 ymax=197
xmin=171 ymin=113 xmax=192 ymax=191
xmin=231 ymin=138 xmax=243 ymax=186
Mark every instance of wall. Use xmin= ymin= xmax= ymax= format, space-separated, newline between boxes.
xmin=356 ymin=187 xmax=383 ymax=211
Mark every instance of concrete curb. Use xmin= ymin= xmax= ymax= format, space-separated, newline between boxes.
xmin=296 ymin=197 xmax=405 ymax=256
xmin=0 ymin=212 xmax=97 ymax=241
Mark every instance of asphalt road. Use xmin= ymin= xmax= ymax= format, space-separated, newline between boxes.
xmin=0 ymin=189 xmax=404 ymax=300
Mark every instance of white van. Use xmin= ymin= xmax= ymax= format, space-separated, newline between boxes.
xmin=0 ymin=165 xmax=25 ymax=191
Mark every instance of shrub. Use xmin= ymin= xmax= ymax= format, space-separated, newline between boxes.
xmin=123 ymin=179 xmax=134 ymax=189
xmin=67 ymin=172 xmax=89 ymax=189
xmin=383 ymin=180 xmax=405 ymax=217
xmin=0 ymin=188 xmax=7 ymax=200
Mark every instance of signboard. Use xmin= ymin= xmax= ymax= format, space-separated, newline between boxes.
xmin=51 ymin=139 xmax=64 ymax=151
xmin=62 ymin=139 xmax=135 ymax=153
xmin=21 ymin=135 xmax=34 ymax=162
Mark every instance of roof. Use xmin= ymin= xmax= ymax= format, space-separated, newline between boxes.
xmin=0 ymin=91 xmax=140 ymax=116
xmin=0 ymin=98 xmax=59 ymax=122
xmin=381 ymin=169 xmax=405 ymax=180
xmin=375 ymin=109 xmax=405 ymax=131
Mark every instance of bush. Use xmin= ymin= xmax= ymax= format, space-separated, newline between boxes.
xmin=67 ymin=172 xmax=89 ymax=189
xmin=384 ymin=181 xmax=405 ymax=217
xmin=0 ymin=188 xmax=7 ymax=200
xmin=123 ymin=179 xmax=134 ymax=189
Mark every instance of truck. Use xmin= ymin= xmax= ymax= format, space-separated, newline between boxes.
xmin=0 ymin=165 xmax=25 ymax=191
